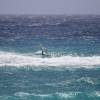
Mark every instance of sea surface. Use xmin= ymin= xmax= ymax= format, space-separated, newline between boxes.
xmin=0 ymin=15 xmax=100 ymax=100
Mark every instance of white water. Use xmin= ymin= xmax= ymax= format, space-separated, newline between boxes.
xmin=14 ymin=92 xmax=80 ymax=99
xmin=14 ymin=91 xmax=100 ymax=98
xmin=0 ymin=51 xmax=100 ymax=68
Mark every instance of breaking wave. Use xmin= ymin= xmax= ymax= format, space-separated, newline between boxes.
xmin=0 ymin=91 xmax=99 ymax=100
xmin=14 ymin=92 xmax=80 ymax=99
xmin=0 ymin=51 xmax=100 ymax=69
xmin=14 ymin=91 xmax=100 ymax=99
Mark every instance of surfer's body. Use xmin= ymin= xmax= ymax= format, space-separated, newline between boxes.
xmin=39 ymin=44 xmax=50 ymax=57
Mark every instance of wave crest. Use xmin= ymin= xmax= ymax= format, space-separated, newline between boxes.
xmin=0 ymin=51 xmax=100 ymax=69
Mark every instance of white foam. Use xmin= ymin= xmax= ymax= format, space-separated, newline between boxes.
xmin=89 ymin=91 xmax=100 ymax=97
xmin=14 ymin=92 xmax=79 ymax=98
xmin=0 ymin=51 xmax=100 ymax=69
xmin=56 ymin=92 xmax=74 ymax=98
xmin=14 ymin=92 xmax=52 ymax=98
xmin=77 ymin=77 xmax=96 ymax=84
xmin=14 ymin=92 xmax=30 ymax=97
xmin=94 ymin=91 xmax=100 ymax=97
xmin=56 ymin=92 xmax=81 ymax=98
xmin=32 ymin=93 xmax=52 ymax=98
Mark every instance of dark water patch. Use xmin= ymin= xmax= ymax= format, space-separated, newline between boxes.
xmin=0 ymin=67 xmax=100 ymax=95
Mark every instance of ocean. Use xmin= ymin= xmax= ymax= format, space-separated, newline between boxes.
xmin=0 ymin=15 xmax=100 ymax=100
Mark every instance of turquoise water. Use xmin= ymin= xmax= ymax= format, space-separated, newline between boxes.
xmin=0 ymin=15 xmax=100 ymax=100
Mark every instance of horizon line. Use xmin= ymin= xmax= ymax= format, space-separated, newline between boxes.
xmin=0 ymin=13 xmax=100 ymax=16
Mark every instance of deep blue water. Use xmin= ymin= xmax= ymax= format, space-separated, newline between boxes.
xmin=0 ymin=15 xmax=100 ymax=100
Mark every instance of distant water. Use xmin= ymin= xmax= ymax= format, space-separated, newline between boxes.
xmin=0 ymin=15 xmax=100 ymax=100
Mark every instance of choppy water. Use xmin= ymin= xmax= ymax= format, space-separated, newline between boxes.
xmin=0 ymin=15 xmax=100 ymax=100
